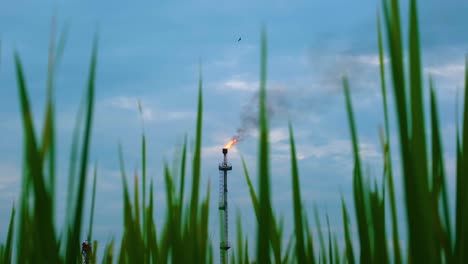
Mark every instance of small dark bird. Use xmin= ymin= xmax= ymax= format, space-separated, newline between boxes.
xmin=238 ymin=37 xmax=242 ymax=42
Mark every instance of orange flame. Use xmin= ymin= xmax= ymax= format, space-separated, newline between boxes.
xmin=224 ymin=137 xmax=239 ymax=149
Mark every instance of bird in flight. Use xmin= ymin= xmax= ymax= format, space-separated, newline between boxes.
xmin=238 ymin=37 xmax=242 ymax=42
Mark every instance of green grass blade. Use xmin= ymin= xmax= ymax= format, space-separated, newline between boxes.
xmin=408 ymin=0 xmax=437 ymax=261
xmin=66 ymin=95 xmax=85 ymax=225
xmin=44 ymin=16 xmax=58 ymax=199
xmin=382 ymin=0 xmax=413 ymax=236
xmin=190 ymin=68 xmax=203 ymax=229
xmin=343 ymin=77 xmax=371 ymax=262
xmin=244 ymin=239 xmax=249 ymax=264
xmin=54 ymin=25 xmax=69 ymax=68
xmin=462 ymin=55 xmax=468 ymax=261
xmin=231 ymin=251 xmax=235 ymax=264
xmin=141 ymin=143 xmax=149 ymax=263
xmin=118 ymin=236 xmax=126 ymax=264
xmin=3 ymin=205 xmax=15 ymax=263
xmin=102 ymin=240 xmax=114 ymax=264
xmin=118 ymin=144 xmax=130 ymax=262
xmin=41 ymin=23 xmax=56 ymax=219
xmin=314 ymin=207 xmax=327 ymax=264
xmin=119 ymin=145 xmax=144 ymax=263
xmin=164 ymin=163 xmax=174 ymax=224
xmin=242 ymin=154 xmax=281 ymax=261
xmin=377 ymin=11 xmax=402 ymax=264
xmin=241 ymin=156 xmax=259 ymax=219
xmin=92 ymin=240 xmax=98 ymax=264
xmin=370 ymin=187 xmax=389 ymax=263
xmin=272 ymin=215 xmax=283 ymax=263
xmin=199 ymin=181 xmax=211 ymax=263
xmin=145 ymin=192 xmax=152 ymax=264
xmin=179 ymin=134 xmax=187 ymax=217
xmin=161 ymin=163 xmax=176 ymax=263
xmin=383 ymin=0 xmax=408 ymax=136
xmin=236 ymin=210 xmax=244 ymax=264
xmin=281 ymin=233 xmax=294 ymax=264
xmin=455 ymin=111 xmax=463 ymax=261
xmin=304 ymin=214 xmax=316 ymax=264
xmin=134 ymin=173 xmax=141 ymax=237
xmin=65 ymin=40 xmax=97 ymax=263
xmin=326 ymin=214 xmax=333 ymax=264
xmin=256 ymin=27 xmax=272 ymax=264
xmin=455 ymin=55 xmax=468 ymax=262
xmin=288 ymin=122 xmax=306 ymax=263
xmin=40 ymin=95 xmax=55 ymax=214
xmin=142 ymin=133 xmax=147 ymax=239
xmin=333 ymin=236 xmax=340 ymax=264
xmin=341 ymin=197 xmax=355 ymax=264
xmin=16 ymin=159 xmax=32 ymax=263
xmin=15 ymin=53 xmax=59 ymax=263
xmin=87 ymin=164 xmax=98 ymax=243
xmin=148 ymin=181 xmax=159 ymax=262
xmin=430 ymin=81 xmax=453 ymax=260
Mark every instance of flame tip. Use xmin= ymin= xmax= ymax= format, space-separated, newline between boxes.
xmin=223 ymin=137 xmax=239 ymax=149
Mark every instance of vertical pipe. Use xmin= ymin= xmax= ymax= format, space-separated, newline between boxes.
xmin=220 ymin=148 xmax=230 ymax=264
xmin=224 ymin=169 xmax=228 ymax=255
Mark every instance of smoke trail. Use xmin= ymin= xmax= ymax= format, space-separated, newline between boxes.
xmin=231 ymin=51 xmax=382 ymax=142
xmin=234 ymin=86 xmax=295 ymax=141
xmin=232 ymin=83 xmax=350 ymax=141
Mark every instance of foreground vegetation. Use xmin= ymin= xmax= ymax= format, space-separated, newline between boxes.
xmin=1 ymin=0 xmax=467 ymax=263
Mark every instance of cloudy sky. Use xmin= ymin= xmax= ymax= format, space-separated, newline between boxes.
xmin=1 ymin=0 xmax=467 ymax=260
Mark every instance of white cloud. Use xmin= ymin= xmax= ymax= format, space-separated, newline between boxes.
xmin=223 ymin=79 xmax=258 ymax=91
xmin=110 ymin=96 xmax=137 ymax=110
xmin=320 ymin=54 xmax=387 ymax=68
xmin=269 ymin=130 xmax=382 ymax=163
xmin=272 ymin=139 xmax=381 ymax=161
xmin=300 ymin=139 xmax=350 ymax=159
xmin=358 ymin=142 xmax=381 ymax=159
xmin=138 ymin=108 xmax=194 ymax=122
xmin=425 ymin=64 xmax=464 ymax=78
xmin=424 ymin=63 xmax=465 ymax=93
xmin=350 ymin=55 xmax=386 ymax=66
xmin=269 ymin=128 xmax=289 ymax=144
xmin=105 ymin=96 xmax=195 ymax=122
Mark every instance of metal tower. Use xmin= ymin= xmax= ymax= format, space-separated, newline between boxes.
xmin=219 ymin=148 xmax=232 ymax=264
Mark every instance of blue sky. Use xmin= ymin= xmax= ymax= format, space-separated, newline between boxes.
xmin=1 ymin=0 xmax=467 ymax=261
